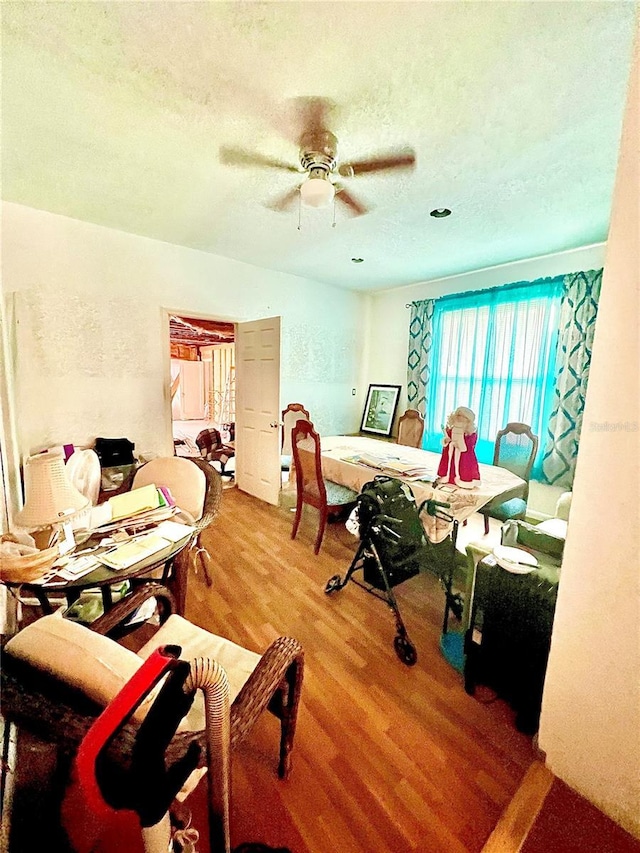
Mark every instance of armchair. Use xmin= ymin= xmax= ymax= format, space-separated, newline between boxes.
xmin=133 ymin=456 xmax=222 ymax=593
xmin=2 ymin=585 xmax=305 ymax=782
xmin=464 ymin=520 xmax=564 ymax=733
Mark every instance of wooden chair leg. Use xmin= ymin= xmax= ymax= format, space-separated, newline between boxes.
xmin=314 ymin=507 xmax=328 ymax=555
xmin=483 ymin=514 xmax=490 ymax=535
xmin=291 ymin=498 xmax=303 ymax=540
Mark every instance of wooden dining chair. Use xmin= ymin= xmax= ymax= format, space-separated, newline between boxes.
xmin=281 ymin=403 xmax=311 ymax=471
xmin=479 ymin=422 xmax=539 ymax=534
xmin=397 ymin=409 xmax=425 ymax=448
xmin=291 ymin=420 xmax=358 ymax=554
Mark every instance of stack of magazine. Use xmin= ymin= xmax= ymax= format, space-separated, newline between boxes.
xmin=343 ymin=453 xmax=434 ymax=481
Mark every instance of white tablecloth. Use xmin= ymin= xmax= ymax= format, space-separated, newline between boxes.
xmin=321 ymin=435 xmax=525 ymax=542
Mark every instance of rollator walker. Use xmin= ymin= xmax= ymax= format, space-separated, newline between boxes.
xmin=325 ymin=476 xmax=463 ymax=666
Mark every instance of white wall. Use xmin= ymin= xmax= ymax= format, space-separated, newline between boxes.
xmin=539 ymin=31 xmax=639 ymax=838
xmin=1 ymin=203 xmax=366 ymax=466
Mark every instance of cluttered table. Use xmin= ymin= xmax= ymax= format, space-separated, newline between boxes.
xmin=321 ymin=435 xmax=526 ymax=541
xmin=3 ymin=483 xmax=195 ymax=618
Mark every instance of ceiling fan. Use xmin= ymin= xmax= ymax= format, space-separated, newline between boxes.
xmin=219 ymin=98 xmax=416 ymax=217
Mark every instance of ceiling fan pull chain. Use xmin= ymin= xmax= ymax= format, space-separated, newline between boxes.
xmin=332 ymin=196 xmax=337 ymax=228
xmin=297 ymin=194 xmax=302 ymax=231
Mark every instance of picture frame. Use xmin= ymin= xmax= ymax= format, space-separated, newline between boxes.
xmin=360 ymin=384 xmax=401 ymax=437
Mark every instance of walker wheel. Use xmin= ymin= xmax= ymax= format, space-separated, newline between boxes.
xmin=394 ymin=635 xmax=418 ymax=666
xmin=325 ymin=575 xmax=343 ymax=594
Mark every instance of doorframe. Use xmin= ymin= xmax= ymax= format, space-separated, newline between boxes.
xmin=161 ymin=307 xmax=240 ymax=454
xmin=160 ymin=306 xmax=282 ymax=466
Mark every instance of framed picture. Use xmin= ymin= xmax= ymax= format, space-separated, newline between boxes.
xmin=361 ymin=384 xmax=401 ymax=437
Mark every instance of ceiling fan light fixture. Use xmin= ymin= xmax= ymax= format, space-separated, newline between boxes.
xmin=299 ymin=177 xmax=335 ymax=209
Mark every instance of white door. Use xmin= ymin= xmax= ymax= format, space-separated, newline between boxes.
xmin=179 ymin=361 xmax=205 ymax=420
xmin=235 ymin=316 xmax=281 ymax=505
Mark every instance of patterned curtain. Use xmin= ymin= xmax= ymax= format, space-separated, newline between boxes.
xmin=406 ymin=300 xmax=435 ymax=417
xmin=541 ymin=269 xmax=603 ymax=487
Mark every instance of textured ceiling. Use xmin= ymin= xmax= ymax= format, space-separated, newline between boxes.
xmin=2 ymin=2 xmax=637 ymax=292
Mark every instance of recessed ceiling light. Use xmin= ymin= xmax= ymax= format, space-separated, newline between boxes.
xmin=351 ymin=257 xmax=364 ymax=263
xmin=430 ymin=208 xmax=452 ymax=218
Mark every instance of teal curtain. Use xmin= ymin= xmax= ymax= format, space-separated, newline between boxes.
xmin=406 ymin=299 xmax=435 ymax=416
xmin=541 ymin=269 xmax=603 ymax=487
xmin=422 ymin=277 xmax=564 ymax=475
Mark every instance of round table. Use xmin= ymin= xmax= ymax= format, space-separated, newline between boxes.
xmin=6 ymin=533 xmax=192 ymax=618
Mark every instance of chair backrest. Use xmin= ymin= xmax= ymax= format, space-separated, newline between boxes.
xmin=397 ymin=409 xmax=425 ymax=448
xmin=291 ymin=419 xmax=326 ymax=505
xmin=282 ymin=403 xmax=311 ymax=455
xmin=133 ymin=456 xmax=206 ymax=521
xmin=196 ymin=428 xmax=223 ymax=458
xmin=493 ymin=423 xmax=538 ymax=496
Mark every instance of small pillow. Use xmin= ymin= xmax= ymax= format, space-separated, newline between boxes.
xmin=138 ymin=614 xmax=261 ymax=732
xmin=138 ymin=615 xmax=260 ymax=703
xmin=536 ymin=517 xmax=568 ymax=540
xmin=5 ymin=614 xmax=143 ymax=711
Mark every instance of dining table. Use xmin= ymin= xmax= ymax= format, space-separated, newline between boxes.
xmin=320 ymin=435 xmax=526 ymax=543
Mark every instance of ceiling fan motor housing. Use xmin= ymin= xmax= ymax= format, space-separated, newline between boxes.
xmin=299 ymin=130 xmax=338 ymax=175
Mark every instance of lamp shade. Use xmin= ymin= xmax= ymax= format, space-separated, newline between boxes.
xmin=299 ymin=177 xmax=335 ymax=209
xmin=15 ymin=453 xmax=90 ymax=530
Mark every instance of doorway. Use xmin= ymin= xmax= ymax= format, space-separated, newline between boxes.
xmin=166 ymin=311 xmax=283 ymax=506
xmin=169 ymin=314 xmax=236 ymax=479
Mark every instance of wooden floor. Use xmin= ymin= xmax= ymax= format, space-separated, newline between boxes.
xmin=186 ymin=485 xmax=536 ymax=853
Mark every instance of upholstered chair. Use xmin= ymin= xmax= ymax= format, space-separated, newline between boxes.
xmin=396 ymin=409 xmax=425 ymax=448
xmin=291 ymin=419 xmax=357 ymax=554
xmin=479 ymin=423 xmax=538 ymax=534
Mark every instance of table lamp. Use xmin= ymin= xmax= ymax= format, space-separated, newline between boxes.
xmin=15 ymin=453 xmax=90 ymax=550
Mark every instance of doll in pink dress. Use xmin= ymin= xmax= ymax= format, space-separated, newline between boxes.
xmin=436 ymin=406 xmax=481 ymax=488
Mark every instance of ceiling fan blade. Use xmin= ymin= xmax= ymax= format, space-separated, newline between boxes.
xmin=265 ymin=185 xmax=301 ymax=212
xmin=335 ymin=187 xmax=369 ymax=217
xmin=219 ymin=146 xmax=300 ymax=173
xmin=338 ymin=149 xmax=416 ymax=178
xmin=290 ymin=96 xmax=334 ymax=138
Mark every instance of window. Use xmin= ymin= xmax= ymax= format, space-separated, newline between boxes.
xmin=423 ymin=278 xmax=563 ymax=475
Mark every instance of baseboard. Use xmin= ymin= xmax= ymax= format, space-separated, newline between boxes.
xmin=532 ymin=733 xmax=547 ymax=763
xmin=482 ymin=762 xmax=554 ymax=853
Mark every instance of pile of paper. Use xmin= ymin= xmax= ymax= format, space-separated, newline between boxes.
xmin=88 ymin=484 xmax=178 ymax=532
xmin=97 ymin=521 xmax=194 ymax=570
xmin=342 ymin=453 xmax=434 ymax=481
